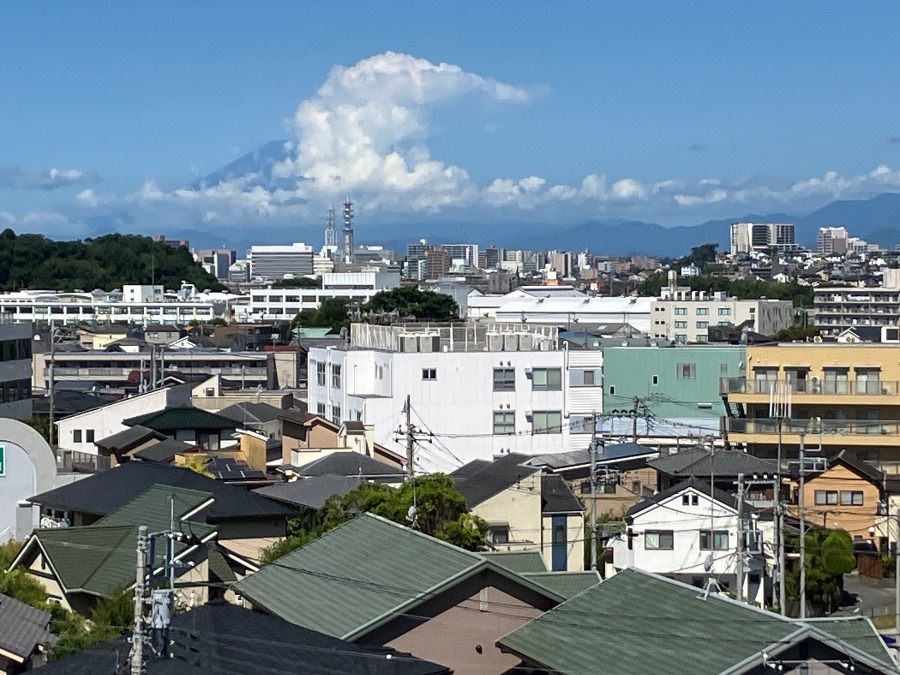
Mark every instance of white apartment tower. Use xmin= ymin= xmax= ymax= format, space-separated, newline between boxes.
xmin=307 ymin=323 xmax=603 ymax=471
xmin=817 ymin=227 xmax=849 ymax=255
xmin=730 ymin=222 xmax=795 ymax=255
xmin=342 ymin=198 xmax=355 ymax=265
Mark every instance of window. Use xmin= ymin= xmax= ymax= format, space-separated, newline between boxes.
xmin=489 ymin=525 xmax=510 ymax=544
xmin=651 ymin=375 xmax=659 ymax=385
xmin=700 ymin=530 xmax=729 ymax=551
xmin=814 ymin=490 xmax=838 ymax=505
xmin=696 ymin=307 xmax=709 ymax=315
xmin=493 ymin=411 xmax=515 ymax=434
xmin=674 ymin=308 xmax=687 ymax=316
xmin=696 ymin=321 xmax=709 ymax=329
xmin=86 ymin=429 xmax=95 ymax=443
xmin=674 ymin=334 xmax=687 ymax=343
xmin=493 ymin=368 xmax=515 ymax=391
xmin=645 ymin=530 xmax=674 ymax=550
xmin=332 ymin=405 xmax=341 ymax=424
xmin=73 ymin=429 xmax=82 ymax=443
xmin=532 ymin=411 xmax=562 ymax=434
xmin=681 ymin=494 xmax=699 ymax=506
xmin=696 ymin=335 xmax=708 ymax=343
xmin=332 ymin=364 xmax=342 ymax=388
xmin=569 ymin=415 xmax=595 ymax=434
xmin=570 ymin=369 xmax=597 ymax=387
xmin=316 ymin=402 xmax=326 ymax=415
xmin=674 ymin=321 xmax=687 ymax=329
xmin=677 ymin=363 xmax=696 ymax=380
xmin=840 ymin=491 xmax=864 ymax=506
xmin=856 ymin=368 xmax=881 ymax=395
xmin=608 ymin=385 xmax=616 ymax=395
xmin=532 ymin=368 xmax=562 ymax=391
xmin=422 ymin=368 xmax=437 ymax=381
xmin=315 ymin=361 xmax=326 ymax=386
xmin=720 ymin=363 xmax=728 ymax=374
xmin=718 ymin=321 xmax=731 ymax=326
xmin=718 ymin=308 xmax=732 ymax=316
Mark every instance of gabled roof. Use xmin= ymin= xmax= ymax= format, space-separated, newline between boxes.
xmin=625 ymin=477 xmax=750 ymax=520
xmin=0 ymin=593 xmax=52 ymax=660
xmin=812 ymin=449 xmax=885 ymax=486
xmin=217 ymin=401 xmax=282 ymax=425
xmin=15 ymin=486 xmax=216 ymax=598
xmin=451 ymin=453 xmax=540 ymax=508
xmin=482 ymin=550 xmax=548 ymax=574
xmin=32 ymin=390 xmax=120 ymax=416
xmin=497 ymin=568 xmax=897 ymax=675
xmin=530 ymin=443 xmax=657 ymax=470
xmin=94 ymin=425 xmax=167 ymax=453
xmin=206 ymin=456 xmax=267 ymax=482
xmin=254 ymin=475 xmax=364 ymax=510
xmin=35 ymin=600 xmax=452 ymax=675
xmin=123 ymin=407 xmax=237 ymax=432
xmin=648 ymin=448 xmax=778 ymax=478
xmin=521 ymin=571 xmax=601 ymax=599
xmin=541 ymin=474 xmax=584 ymax=514
xmin=292 ymin=452 xmax=404 ymax=479
xmin=29 ymin=462 xmax=294 ymax=523
xmin=234 ymin=513 xmax=563 ymax=640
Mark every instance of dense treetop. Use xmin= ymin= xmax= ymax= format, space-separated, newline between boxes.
xmin=0 ymin=229 xmax=223 ymax=292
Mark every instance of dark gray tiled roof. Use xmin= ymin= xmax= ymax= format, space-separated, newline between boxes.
xmin=541 ymin=474 xmax=584 ymax=514
xmin=648 ymin=449 xmax=777 ymax=478
xmin=530 ymin=443 xmax=657 ymax=470
xmin=452 ymin=453 xmax=540 ymax=508
xmin=95 ymin=425 xmax=166 ymax=452
xmin=0 ymin=593 xmax=52 ymax=659
xmin=293 ymin=452 xmax=403 ymax=479
xmin=254 ymin=475 xmax=364 ymax=509
xmin=36 ymin=601 xmax=450 ymax=674
xmin=625 ymin=477 xmax=752 ymax=519
xmin=132 ymin=438 xmax=197 ymax=463
xmin=217 ymin=401 xmax=282 ymax=425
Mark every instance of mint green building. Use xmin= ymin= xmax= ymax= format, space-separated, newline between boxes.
xmin=601 ymin=344 xmax=746 ymax=438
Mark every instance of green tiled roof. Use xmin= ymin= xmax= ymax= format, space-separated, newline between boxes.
xmin=806 ymin=617 xmax=898 ymax=671
xmin=123 ymin=407 xmax=236 ymax=431
xmin=481 ymin=550 xmax=547 ymax=574
xmin=28 ymin=486 xmax=215 ymax=598
xmin=498 ymin=569 xmax=898 ymax=675
xmin=521 ymin=571 xmax=601 ymax=599
xmin=235 ymin=513 xmax=563 ymax=640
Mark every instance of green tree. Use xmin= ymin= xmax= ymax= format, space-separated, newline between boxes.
xmin=23 ymin=416 xmax=51 ymax=442
xmin=784 ymin=527 xmax=855 ymax=614
xmin=291 ymin=297 xmax=350 ymax=335
xmin=362 ymin=286 xmax=459 ymax=321
xmin=775 ymin=325 xmax=821 ymax=341
xmin=674 ymin=243 xmax=719 ymax=270
xmin=261 ymin=474 xmax=487 ymax=563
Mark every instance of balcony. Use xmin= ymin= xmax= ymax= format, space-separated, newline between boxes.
xmin=721 ymin=377 xmax=898 ymax=399
xmin=726 ymin=417 xmax=900 ymax=447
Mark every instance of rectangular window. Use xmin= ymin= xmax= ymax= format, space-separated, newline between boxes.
xmin=316 ymin=402 xmax=326 ymax=415
xmin=720 ymin=364 xmax=728 ymax=374
xmin=532 ymin=368 xmax=562 ymax=391
xmin=681 ymin=494 xmax=699 ymax=506
xmin=493 ymin=368 xmax=515 ymax=391
xmin=422 ymin=368 xmax=437 ymax=381
xmin=674 ymin=308 xmax=687 ymax=316
xmin=696 ymin=321 xmax=709 ymax=329
xmin=332 ymin=405 xmax=341 ymax=424
xmin=718 ymin=308 xmax=732 ymax=316
xmin=696 ymin=307 xmax=709 ymax=315
xmin=700 ymin=530 xmax=729 ymax=550
xmin=569 ymin=415 xmax=595 ymax=434
xmin=570 ymin=369 xmax=598 ymax=387
xmin=814 ymin=490 xmax=838 ymax=505
xmin=840 ymin=491 xmax=864 ymax=506
xmin=674 ymin=321 xmax=687 ymax=329
xmin=73 ymin=429 xmax=82 ymax=443
xmin=331 ymin=364 xmax=342 ymax=389
xmin=677 ymin=363 xmax=696 ymax=380
xmin=489 ymin=525 xmax=510 ymax=544
xmin=532 ymin=411 xmax=562 ymax=434
xmin=493 ymin=411 xmax=515 ymax=434
xmin=696 ymin=335 xmax=708 ymax=343
xmin=645 ymin=530 xmax=674 ymax=550
xmin=86 ymin=429 xmax=95 ymax=443
xmin=674 ymin=334 xmax=687 ymax=343
xmin=315 ymin=362 xmax=326 ymax=386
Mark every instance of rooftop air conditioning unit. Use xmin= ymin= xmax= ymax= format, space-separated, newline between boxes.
xmin=486 ymin=332 xmax=504 ymax=352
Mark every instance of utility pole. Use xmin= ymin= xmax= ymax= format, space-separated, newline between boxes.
xmin=130 ymin=525 xmax=148 ymax=675
xmin=48 ymin=322 xmax=57 ymax=450
xmin=799 ymin=432 xmax=807 ymax=619
xmin=631 ymin=396 xmax=639 ymax=443
xmin=770 ymin=381 xmax=791 ymax=616
xmin=589 ymin=414 xmax=603 ymax=571
xmin=736 ymin=472 xmax=745 ymax=603
xmin=895 ymin=502 xmax=899 ymax=636
xmin=403 ymin=395 xmax=414 ymax=481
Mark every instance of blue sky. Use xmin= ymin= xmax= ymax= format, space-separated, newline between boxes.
xmin=3 ymin=2 xmax=900 ymax=239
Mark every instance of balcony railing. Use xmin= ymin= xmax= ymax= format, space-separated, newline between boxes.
xmin=727 ymin=417 xmax=900 ymax=437
xmin=721 ymin=377 xmax=897 ymax=396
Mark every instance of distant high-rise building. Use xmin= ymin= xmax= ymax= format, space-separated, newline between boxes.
xmin=342 ymin=198 xmax=355 ymax=264
xmin=249 ymin=243 xmax=314 ymax=279
xmin=441 ymin=243 xmax=479 ymax=269
xmin=481 ymin=247 xmax=505 ymax=270
xmin=324 ymin=206 xmax=336 ymax=248
xmin=198 ymin=249 xmax=236 ymax=280
xmin=730 ymin=222 xmax=795 ymax=255
xmin=817 ymin=226 xmax=849 ymax=255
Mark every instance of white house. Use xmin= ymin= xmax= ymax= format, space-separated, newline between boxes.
xmin=609 ymin=478 xmax=766 ymax=605
xmin=55 ymin=384 xmax=191 ymax=467
xmin=307 ymin=323 xmax=603 ymax=471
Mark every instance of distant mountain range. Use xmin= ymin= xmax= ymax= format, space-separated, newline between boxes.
xmin=165 ymin=141 xmax=900 ymax=257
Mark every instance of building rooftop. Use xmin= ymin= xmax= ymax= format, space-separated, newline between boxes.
xmin=452 ymin=453 xmax=540 ymax=508
xmin=254 ymin=475 xmax=364 ymax=510
xmin=0 ymin=593 xmax=53 ymax=662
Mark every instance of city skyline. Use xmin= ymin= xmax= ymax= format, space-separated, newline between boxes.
xmin=3 ymin=3 xmax=900 ymax=240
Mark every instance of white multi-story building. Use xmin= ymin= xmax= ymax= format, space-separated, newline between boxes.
xmin=816 ymin=227 xmax=849 ymax=255
xmin=730 ymin=222 xmax=795 ymax=255
xmin=650 ymin=274 xmax=794 ymax=343
xmin=0 ymin=285 xmax=238 ymax=326
xmin=307 ymin=322 xmax=603 ymax=471
xmin=249 ymin=243 xmax=314 ymax=280
xmin=237 ymin=271 xmax=401 ymax=322
xmin=814 ymin=268 xmax=900 ymax=336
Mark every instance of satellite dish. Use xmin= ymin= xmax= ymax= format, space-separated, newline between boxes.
xmin=703 ymin=553 xmax=713 ymax=573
